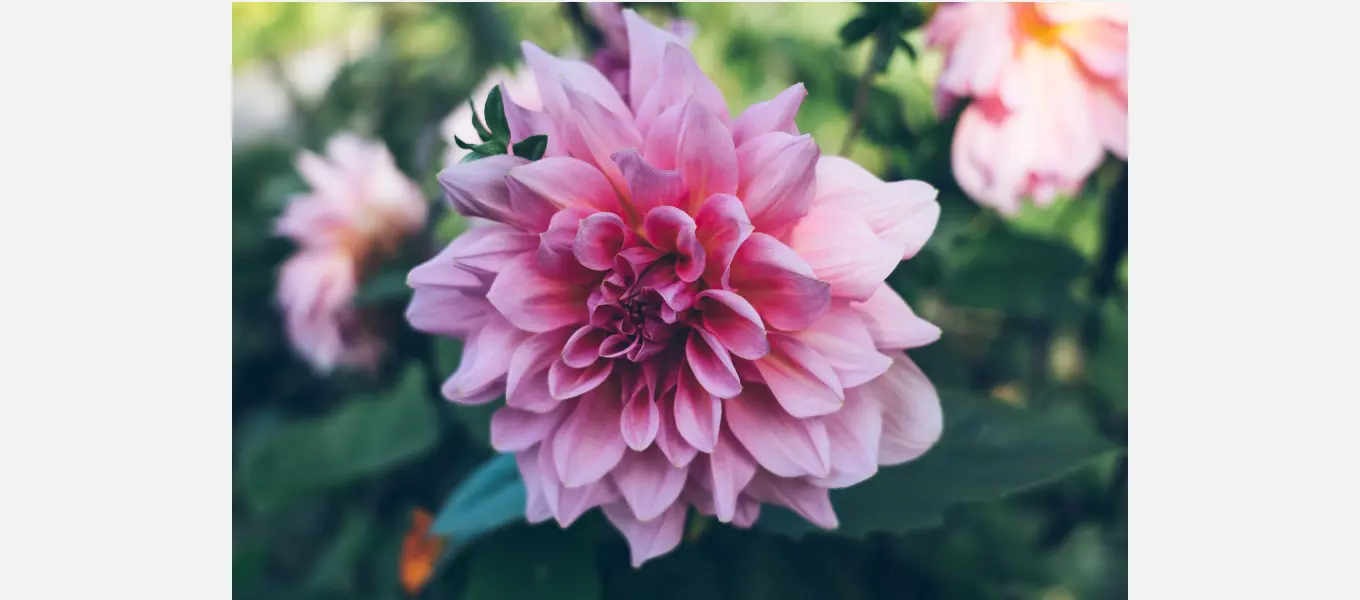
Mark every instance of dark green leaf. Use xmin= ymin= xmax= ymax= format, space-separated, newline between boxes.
xmin=240 ymin=366 xmax=439 ymax=511
xmin=453 ymin=135 xmax=480 ymax=151
xmin=512 ymin=134 xmax=549 ymax=161
xmin=897 ymin=37 xmax=918 ymax=62
xmin=483 ymin=85 xmax=510 ymax=142
xmin=471 ymin=139 xmax=507 ymax=157
xmin=431 ymin=453 xmax=526 ymax=554
xmin=469 ymin=100 xmax=493 ymax=142
xmin=462 ymin=523 xmax=602 ymax=600
xmin=459 ymin=151 xmax=485 ymax=164
xmin=943 ymin=231 xmax=1089 ymax=319
xmin=351 ymin=268 xmax=410 ymax=307
xmin=305 ymin=511 xmax=375 ymax=592
xmin=758 ymin=391 xmax=1117 ymax=538
xmin=838 ymin=16 xmax=876 ymax=46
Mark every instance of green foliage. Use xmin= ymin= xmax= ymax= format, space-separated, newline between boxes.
xmin=239 ymin=366 xmax=439 ymax=512
xmin=758 ymin=392 xmax=1116 ymax=538
xmin=431 ymin=453 xmax=527 ymax=553
xmin=462 ymin=524 xmax=602 ymax=600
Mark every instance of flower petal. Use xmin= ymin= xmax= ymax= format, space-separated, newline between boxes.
xmin=813 ymin=156 xmax=940 ymax=260
xmin=441 ymin=317 xmax=528 ymax=404
xmin=624 ymin=8 xmax=689 ymax=114
xmin=611 ymin=448 xmax=688 ymax=521
xmin=620 ymin=389 xmax=661 ymax=452
xmin=506 ymin=328 xmax=575 ymax=412
xmin=491 ymin=405 xmax=569 ymax=452
xmin=602 ymin=501 xmax=687 ymax=568
xmin=858 ymin=354 xmax=943 ymax=465
xmin=693 ymin=193 xmax=754 ymax=287
xmin=611 ymin=149 xmax=687 ymax=216
xmin=673 ymin=365 xmax=722 ymax=452
xmin=794 ymin=304 xmax=893 ymax=388
xmin=548 ymin=358 xmax=614 ymax=401
xmin=634 ymin=42 xmax=729 ymax=135
xmin=551 ymin=382 xmax=629 ymax=488
xmin=814 ymin=390 xmax=883 ymax=488
xmin=643 ymin=206 xmax=706 ymax=282
xmin=850 ymin=285 xmax=942 ymax=350
xmin=575 ymin=212 xmax=633 ymax=271
xmin=654 ymin=388 xmax=700 ymax=468
xmin=745 ymin=474 xmax=839 ymax=529
xmin=788 ymin=206 xmax=905 ymax=302
xmin=507 ymin=156 xmax=621 ymax=214
xmin=754 ymin=333 xmax=844 ymax=418
xmin=695 ymin=289 xmax=769 ymax=360
xmin=732 ymin=82 xmax=805 ymax=146
xmin=724 ymin=384 xmax=831 ymax=478
xmin=685 ymin=328 xmax=742 ymax=399
xmin=437 ymin=154 xmax=530 ymax=226
xmin=706 ymin=427 xmax=757 ymax=522
xmin=522 ymin=40 xmax=631 ymax=122
xmin=675 ymin=100 xmax=738 ymax=212
xmin=487 ymin=254 xmax=591 ymax=333
xmin=727 ymin=233 xmax=831 ymax=332
xmin=736 ymin=132 xmax=819 ymax=236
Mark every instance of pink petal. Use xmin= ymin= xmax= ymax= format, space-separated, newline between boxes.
xmin=537 ymin=443 xmax=621 ymax=526
xmin=602 ymin=501 xmax=687 ymax=568
xmin=521 ymin=41 xmax=631 ymax=122
xmin=611 ymin=448 xmax=687 ymax=521
xmin=444 ymin=223 xmax=539 ymax=273
xmin=746 ymin=474 xmax=839 ymax=529
xmin=850 ymin=285 xmax=941 ymax=350
xmin=754 ymin=333 xmax=844 ymax=418
xmin=675 ymin=100 xmax=738 ymax=211
xmin=562 ymin=325 xmax=610 ymax=368
xmin=548 ymin=358 xmax=615 ymax=401
xmin=727 ymin=233 xmax=831 ymax=332
xmin=517 ymin=451 xmax=554 ymax=523
xmin=634 ymin=42 xmax=729 ymax=135
xmin=643 ymin=206 xmax=707 ymax=282
xmin=731 ymin=497 xmax=762 ymax=528
xmin=725 ymin=384 xmax=831 ymax=478
xmin=654 ymin=389 xmax=700 ymax=468
xmin=574 ymin=212 xmax=633 ymax=271
xmin=501 ymin=83 xmax=553 ymax=149
xmin=731 ymin=82 xmax=806 ymax=147
xmin=815 ymin=390 xmax=883 ymax=488
xmin=441 ymin=317 xmax=528 ymax=404
xmin=641 ymin=102 xmax=685 ymax=171
xmin=693 ymin=193 xmax=754 ymax=288
xmin=611 ymin=149 xmax=687 ymax=215
xmin=813 ymin=156 xmax=940 ymax=260
xmin=507 ymin=156 xmax=621 ymax=214
xmin=685 ymin=328 xmax=742 ymax=399
xmin=551 ymin=382 xmax=628 ymax=487
xmin=788 ymin=206 xmax=904 ymax=301
xmin=624 ymin=8 xmax=689 ymax=114
xmin=405 ymin=287 xmax=495 ymax=339
xmin=561 ymin=84 xmax=644 ymax=201
xmin=491 ymin=405 xmax=569 ymax=452
xmin=794 ymin=304 xmax=893 ymax=388
xmin=537 ymin=207 xmax=599 ymax=283
xmin=620 ymin=390 xmax=661 ymax=451
xmin=437 ymin=154 xmax=529 ymax=225
xmin=736 ymin=131 xmax=819 ymax=236
xmin=706 ymin=427 xmax=756 ymax=522
xmin=487 ymin=254 xmax=590 ymax=333
xmin=673 ymin=365 xmax=722 ymax=452
xmin=506 ymin=328 xmax=575 ymax=413
xmin=857 ymin=353 xmax=943 ymax=465
xmin=695 ymin=289 xmax=769 ymax=360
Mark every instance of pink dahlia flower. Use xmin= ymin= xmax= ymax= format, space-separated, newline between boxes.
xmin=927 ymin=3 xmax=1128 ymax=214
xmin=276 ymin=133 xmax=427 ymax=372
xmin=408 ymin=11 xmax=943 ymax=566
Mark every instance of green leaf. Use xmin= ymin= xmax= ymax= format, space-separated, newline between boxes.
xmin=758 ymin=391 xmax=1117 ymax=538
xmin=838 ymin=15 xmax=875 ymax=46
xmin=304 ymin=510 xmax=375 ymax=592
xmin=453 ymin=135 xmax=480 ymax=151
xmin=431 ymin=453 xmax=526 ymax=553
xmin=896 ymin=37 xmax=918 ymax=62
xmin=1087 ymin=302 xmax=1127 ymax=410
xmin=240 ymin=366 xmax=439 ymax=511
xmin=471 ymin=139 xmax=507 ymax=157
xmin=512 ymin=134 xmax=549 ymax=161
xmin=469 ymin=100 xmax=493 ymax=142
xmin=483 ymin=85 xmax=510 ymax=142
xmin=462 ymin=523 xmax=602 ymax=600
xmin=943 ymin=230 xmax=1089 ymax=319
xmin=351 ymin=268 xmax=410 ymax=307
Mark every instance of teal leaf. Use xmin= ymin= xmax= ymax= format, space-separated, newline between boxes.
xmin=484 ymin=85 xmax=510 ymax=142
xmin=462 ymin=523 xmax=602 ymax=600
xmin=512 ymin=134 xmax=548 ymax=161
xmin=240 ymin=366 xmax=439 ymax=512
xmin=430 ymin=453 xmax=526 ymax=551
xmin=758 ymin=391 xmax=1118 ymax=538
xmin=454 ymin=135 xmax=480 ymax=151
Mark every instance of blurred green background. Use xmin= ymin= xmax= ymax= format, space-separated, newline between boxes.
xmin=233 ymin=3 xmax=1127 ymax=599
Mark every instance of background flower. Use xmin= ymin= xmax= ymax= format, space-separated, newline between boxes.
xmin=409 ymin=10 xmax=944 ymax=566
xmin=275 ymin=133 xmax=426 ymax=372
xmin=927 ymin=3 xmax=1128 ymax=214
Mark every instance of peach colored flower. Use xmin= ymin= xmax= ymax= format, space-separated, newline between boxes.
xmin=408 ymin=11 xmax=942 ymax=566
xmin=276 ymin=134 xmax=426 ymax=372
xmin=927 ymin=3 xmax=1127 ymax=213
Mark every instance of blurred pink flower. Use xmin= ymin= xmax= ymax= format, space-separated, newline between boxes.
xmin=442 ymin=67 xmax=542 ymax=168
xmin=408 ymin=11 xmax=943 ymax=566
xmin=927 ymin=3 xmax=1127 ymax=214
xmin=584 ymin=3 xmax=697 ymax=106
xmin=276 ymin=134 xmax=427 ymax=372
